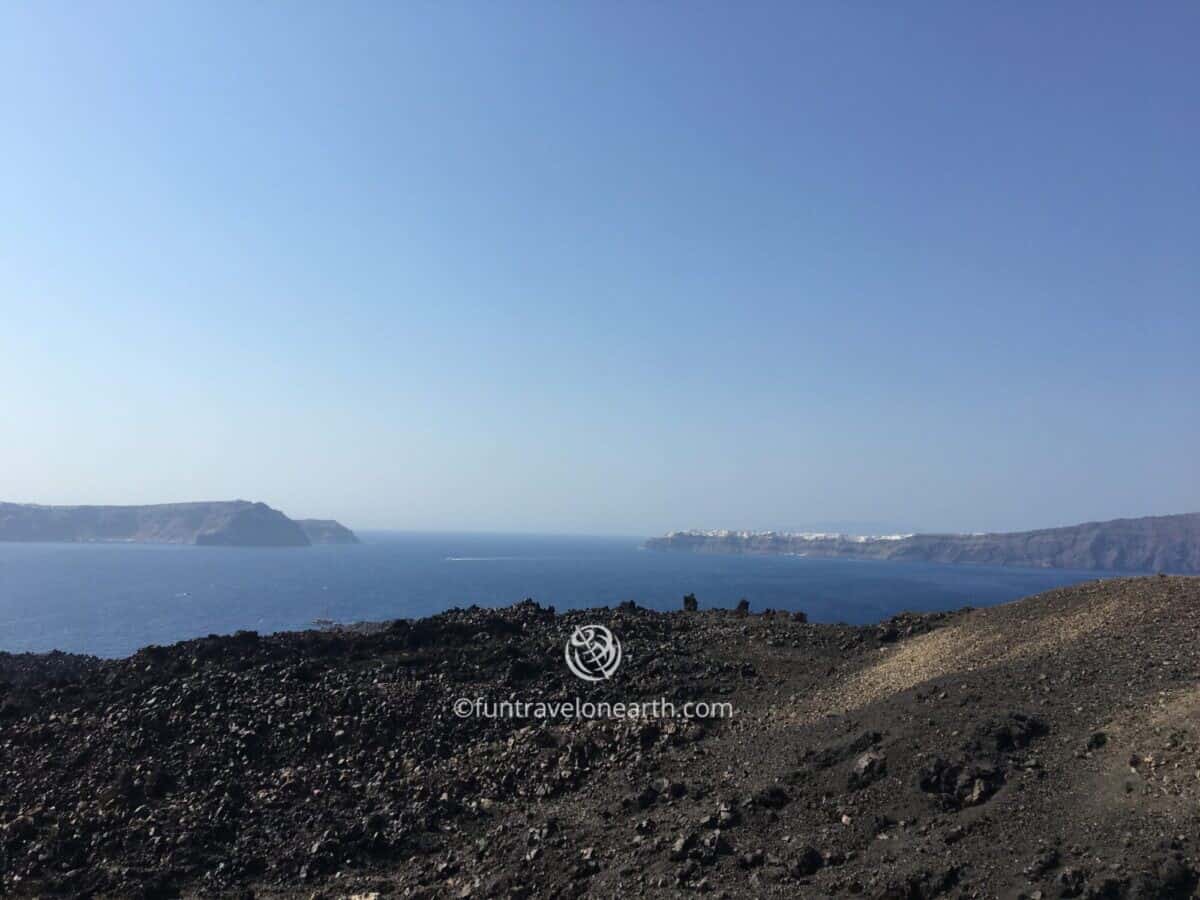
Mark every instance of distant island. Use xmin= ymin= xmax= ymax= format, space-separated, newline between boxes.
xmin=0 ymin=501 xmax=359 ymax=547
xmin=645 ymin=512 xmax=1200 ymax=574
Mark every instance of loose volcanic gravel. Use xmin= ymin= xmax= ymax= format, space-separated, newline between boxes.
xmin=1 ymin=577 xmax=1199 ymax=899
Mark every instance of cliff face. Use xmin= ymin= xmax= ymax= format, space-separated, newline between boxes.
xmin=0 ymin=501 xmax=357 ymax=548
xmin=190 ymin=502 xmax=310 ymax=547
xmin=644 ymin=513 xmax=1200 ymax=574
xmin=296 ymin=519 xmax=361 ymax=544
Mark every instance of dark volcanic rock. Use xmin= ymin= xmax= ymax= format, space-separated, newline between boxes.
xmin=848 ymin=750 xmax=887 ymax=790
xmin=1 ymin=577 xmax=1199 ymax=897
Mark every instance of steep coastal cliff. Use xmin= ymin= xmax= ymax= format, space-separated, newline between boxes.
xmin=296 ymin=518 xmax=361 ymax=544
xmin=0 ymin=501 xmax=358 ymax=547
xmin=645 ymin=512 xmax=1200 ymax=573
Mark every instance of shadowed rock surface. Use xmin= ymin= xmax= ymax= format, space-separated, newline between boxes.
xmin=646 ymin=512 xmax=1200 ymax=573
xmin=296 ymin=518 xmax=361 ymax=544
xmin=0 ymin=501 xmax=358 ymax=547
xmin=1 ymin=577 xmax=1199 ymax=897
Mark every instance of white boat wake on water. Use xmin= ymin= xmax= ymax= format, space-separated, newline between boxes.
xmin=444 ymin=556 xmax=558 ymax=562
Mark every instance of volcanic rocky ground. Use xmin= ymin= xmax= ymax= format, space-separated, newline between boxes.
xmin=2 ymin=577 xmax=1200 ymax=898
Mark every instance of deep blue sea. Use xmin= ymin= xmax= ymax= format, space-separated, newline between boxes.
xmin=0 ymin=532 xmax=1114 ymax=657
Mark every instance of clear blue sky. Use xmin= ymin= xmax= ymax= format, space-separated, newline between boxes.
xmin=2 ymin=2 xmax=1197 ymax=535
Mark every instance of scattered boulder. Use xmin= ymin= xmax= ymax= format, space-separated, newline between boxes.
xmin=791 ymin=845 xmax=824 ymax=877
xmin=669 ymin=833 xmax=697 ymax=862
xmin=848 ymin=750 xmax=887 ymax=790
xmin=1024 ymin=848 xmax=1061 ymax=880
xmin=752 ymin=785 xmax=791 ymax=809
xmin=918 ymin=758 xmax=1005 ymax=810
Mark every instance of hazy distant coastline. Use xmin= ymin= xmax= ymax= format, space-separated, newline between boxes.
xmin=645 ymin=512 xmax=1200 ymax=574
xmin=0 ymin=501 xmax=358 ymax=547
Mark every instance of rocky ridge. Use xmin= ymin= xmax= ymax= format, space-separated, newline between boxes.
xmin=646 ymin=512 xmax=1200 ymax=573
xmin=0 ymin=501 xmax=358 ymax=547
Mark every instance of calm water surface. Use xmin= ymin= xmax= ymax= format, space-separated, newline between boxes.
xmin=0 ymin=532 xmax=1114 ymax=657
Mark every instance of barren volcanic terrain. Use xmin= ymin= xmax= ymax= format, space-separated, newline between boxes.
xmin=2 ymin=577 xmax=1199 ymax=898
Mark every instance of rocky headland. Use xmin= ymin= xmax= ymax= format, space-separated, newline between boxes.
xmin=296 ymin=518 xmax=361 ymax=545
xmin=0 ymin=501 xmax=358 ymax=547
xmin=646 ymin=512 xmax=1200 ymax=574
xmin=2 ymin=576 xmax=1200 ymax=897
